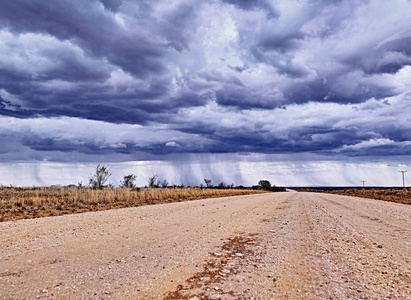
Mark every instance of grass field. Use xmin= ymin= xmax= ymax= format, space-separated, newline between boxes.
xmin=298 ymin=188 xmax=411 ymax=205
xmin=0 ymin=187 xmax=268 ymax=222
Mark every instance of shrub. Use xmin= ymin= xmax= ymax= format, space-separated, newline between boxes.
xmin=89 ymin=164 xmax=111 ymax=189
xmin=120 ymin=174 xmax=137 ymax=188
xmin=148 ymin=174 xmax=159 ymax=188
xmin=256 ymin=180 xmax=286 ymax=192
xmin=204 ymin=179 xmax=212 ymax=188
xmin=258 ymin=180 xmax=272 ymax=190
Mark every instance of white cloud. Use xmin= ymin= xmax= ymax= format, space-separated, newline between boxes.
xmin=165 ymin=141 xmax=180 ymax=147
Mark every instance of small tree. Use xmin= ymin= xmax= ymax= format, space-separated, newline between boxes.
xmin=160 ymin=179 xmax=169 ymax=188
xmin=120 ymin=174 xmax=137 ymax=188
xmin=258 ymin=180 xmax=271 ymax=190
xmin=218 ymin=182 xmax=226 ymax=188
xmin=148 ymin=174 xmax=159 ymax=188
xmin=204 ymin=178 xmax=212 ymax=188
xmin=89 ymin=164 xmax=111 ymax=189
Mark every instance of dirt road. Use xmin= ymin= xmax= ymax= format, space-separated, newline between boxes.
xmin=1 ymin=192 xmax=410 ymax=299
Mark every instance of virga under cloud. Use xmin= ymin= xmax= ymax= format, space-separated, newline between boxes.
xmin=0 ymin=0 xmax=410 ymax=186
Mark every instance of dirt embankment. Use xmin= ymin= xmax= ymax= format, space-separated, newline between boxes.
xmin=0 ymin=192 xmax=410 ymax=299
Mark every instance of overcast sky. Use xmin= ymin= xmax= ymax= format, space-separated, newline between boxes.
xmin=0 ymin=0 xmax=410 ymax=187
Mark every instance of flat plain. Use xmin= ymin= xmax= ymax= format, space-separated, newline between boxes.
xmin=0 ymin=187 xmax=266 ymax=222
xmin=0 ymin=191 xmax=410 ymax=299
xmin=323 ymin=188 xmax=411 ymax=205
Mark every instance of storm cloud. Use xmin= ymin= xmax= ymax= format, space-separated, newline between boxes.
xmin=0 ymin=0 xmax=410 ymax=186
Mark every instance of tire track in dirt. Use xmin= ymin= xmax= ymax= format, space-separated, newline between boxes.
xmin=161 ymin=192 xmax=411 ymax=299
xmin=0 ymin=193 xmax=289 ymax=299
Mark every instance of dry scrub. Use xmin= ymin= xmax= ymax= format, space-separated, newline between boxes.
xmin=0 ymin=187 xmax=267 ymax=222
xmin=299 ymin=188 xmax=411 ymax=205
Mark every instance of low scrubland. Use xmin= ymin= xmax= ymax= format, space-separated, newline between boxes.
xmin=298 ymin=188 xmax=411 ymax=205
xmin=0 ymin=187 xmax=268 ymax=222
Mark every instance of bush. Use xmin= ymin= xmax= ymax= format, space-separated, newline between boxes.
xmin=204 ymin=179 xmax=212 ymax=188
xmin=89 ymin=164 xmax=111 ymax=189
xmin=120 ymin=174 xmax=137 ymax=188
xmin=258 ymin=180 xmax=272 ymax=190
xmin=148 ymin=174 xmax=159 ymax=188
xmin=256 ymin=180 xmax=286 ymax=192
xmin=270 ymin=186 xmax=286 ymax=192
xmin=159 ymin=179 xmax=169 ymax=188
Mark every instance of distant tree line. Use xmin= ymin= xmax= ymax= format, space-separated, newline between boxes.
xmin=251 ymin=180 xmax=286 ymax=192
xmin=84 ymin=164 xmax=285 ymax=192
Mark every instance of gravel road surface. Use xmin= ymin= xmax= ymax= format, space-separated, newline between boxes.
xmin=1 ymin=191 xmax=410 ymax=299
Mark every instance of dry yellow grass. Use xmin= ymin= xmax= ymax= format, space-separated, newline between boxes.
xmin=0 ymin=187 xmax=268 ymax=222
xmin=324 ymin=188 xmax=411 ymax=205
xmin=296 ymin=188 xmax=411 ymax=205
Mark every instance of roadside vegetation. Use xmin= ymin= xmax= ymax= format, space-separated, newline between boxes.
xmin=297 ymin=188 xmax=411 ymax=205
xmin=0 ymin=187 xmax=269 ymax=222
xmin=0 ymin=164 xmax=287 ymax=222
xmin=252 ymin=180 xmax=286 ymax=192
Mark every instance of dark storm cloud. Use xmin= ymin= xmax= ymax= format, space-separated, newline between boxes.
xmin=222 ymin=0 xmax=279 ymax=18
xmin=174 ymin=118 xmax=362 ymax=154
xmin=99 ymin=0 xmax=124 ymax=11
xmin=0 ymin=0 xmax=410 ymax=162
xmin=259 ymin=31 xmax=305 ymax=52
xmin=170 ymin=91 xmax=411 ymax=157
xmin=239 ymin=0 xmax=411 ymax=105
xmin=156 ymin=2 xmax=199 ymax=52
xmin=215 ymin=85 xmax=284 ymax=109
xmin=1 ymin=0 xmax=410 ymax=114
xmin=281 ymin=77 xmax=396 ymax=104
xmin=0 ymin=0 xmax=166 ymax=78
xmin=0 ymin=0 xmax=209 ymax=123
xmin=340 ymin=37 xmax=411 ymax=75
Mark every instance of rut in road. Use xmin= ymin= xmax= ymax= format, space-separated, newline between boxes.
xmin=0 ymin=192 xmax=410 ymax=299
